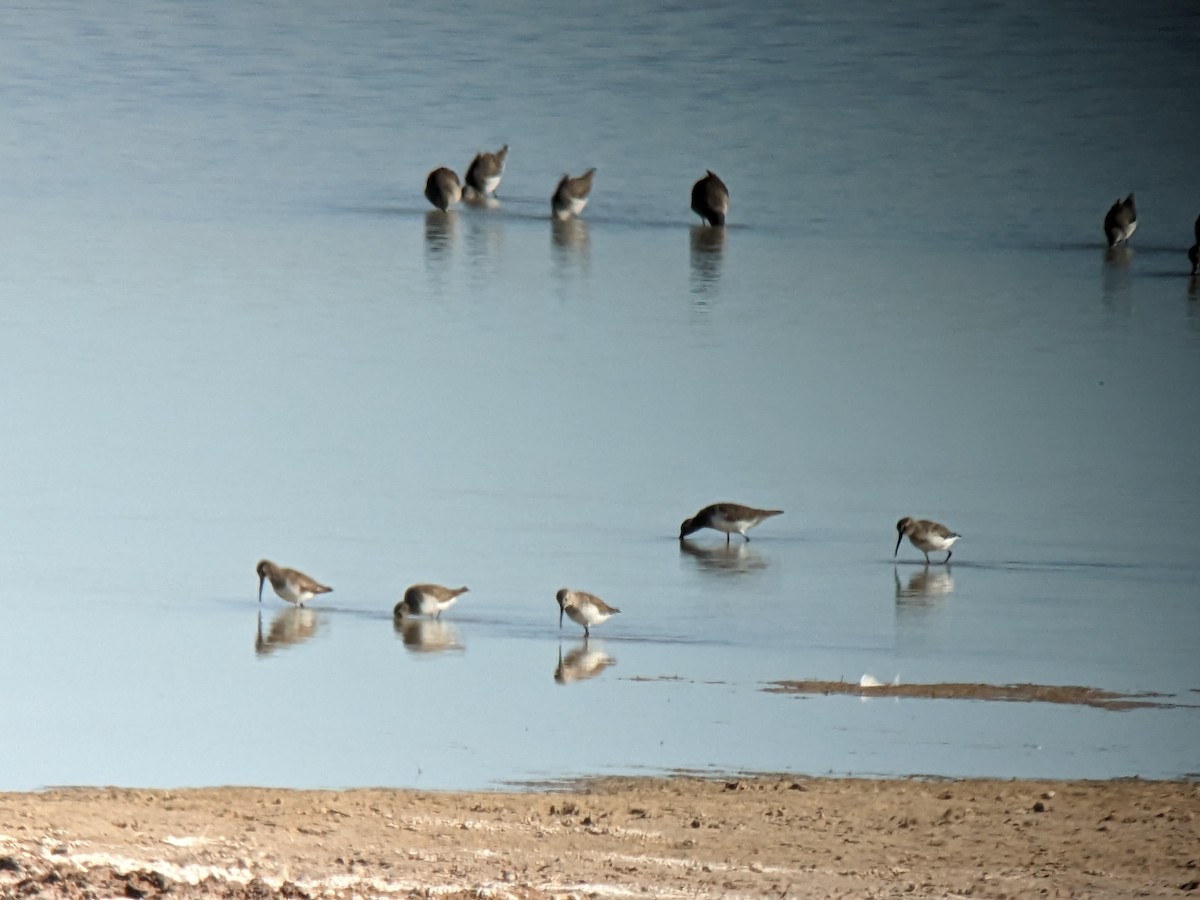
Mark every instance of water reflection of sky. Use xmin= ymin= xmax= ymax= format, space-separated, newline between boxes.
xmin=1 ymin=2 xmax=1198 ymax=791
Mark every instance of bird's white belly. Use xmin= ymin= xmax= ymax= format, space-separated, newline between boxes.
xmin=912 ymin=533 xmax=958 ymax=553
xmin=277 ymin=583 xmax=313 ymax=605
xmin=567 ymin=604 xmax=604 ymax=627
xmin=414 ymin=592 xmax=454 ymax=615
xmin=710 ymin=513 xmax=749 ymax=534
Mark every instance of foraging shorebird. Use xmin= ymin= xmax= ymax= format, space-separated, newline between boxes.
xmin=556 ymin=588 xmax=620 ymax=638
xmin=1103 ymin=193 xmax=1137 ymax=248
xmin=690 ymin=170 xmax=729 ymax=226
xmin=256 ymin=560 xmax=332 ymax=607
xmin=464 ymin=144 xmax=508 ymax=197
xmin=393 ymin=583 xmax=469 ymax=619
xmin=679 ymin=502 xmax=783 ymax=543
xmin=1188 ymin=214 xmax=1199 ymax=276
xmin=894 ymin=517 xmax=961 ymax=565
xmin=424 ymin=167 xmax=463 ymax=212
xmin=551 ymin=168 xmax=596 ymax=220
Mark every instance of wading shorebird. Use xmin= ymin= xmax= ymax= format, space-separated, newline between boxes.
xmin=1187 ymin=213 xmax=1199 ymax=276
xmin=551 ymin=168 xmax=596 ymax=220
xmin=464 ymin=144 xmax=508 ymax=198
xmin=556 ymin=588 xmax=620 ymax=638
xmin=894 ymin=517 xmax=961 ymax=565
xmin=424 ymin=167 xmax=463 ymax=212
xmin=679 ymin=502 xmax=783 ymax=543
xmin=690 ymin=170 xmax=729 ymax=226
xmin=256 ymin=560 xmax=332 ymax=607
xmin=393 ymin=583 xmax=469 ymax=619
xmin=1104 ymin=193 xmax=1137 ymax=248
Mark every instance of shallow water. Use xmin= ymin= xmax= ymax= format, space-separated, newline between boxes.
xmin=1 ymin=1 xmax=1198 ymax=790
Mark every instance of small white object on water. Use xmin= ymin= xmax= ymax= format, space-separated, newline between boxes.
xmin=859 ymin=673 xmax=901 ymax=688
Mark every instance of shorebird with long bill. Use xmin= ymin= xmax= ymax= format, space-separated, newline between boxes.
xmin=256 ymin=560 xmax=332 ymax=607
xmin=679 ymin=502 xmax=782 ymax=543
xmin=556 ymin=588 xmax=620 ymax=638
xmin=894 ymin=517 xmax=961 ymax=565
xmin=394 ymin=583 xmax=469 ymax=619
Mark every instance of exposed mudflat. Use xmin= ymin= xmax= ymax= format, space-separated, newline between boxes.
xmin=1 ymin=776 xmax=1197 ymax=897
xmin=766 ymin=679 xmax=1185 ymax=710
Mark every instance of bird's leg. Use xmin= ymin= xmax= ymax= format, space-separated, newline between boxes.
xmin=923 ymin=551 xmax=930 ymax=565
xmin=944 ymin=550 xmax=953 ymax=564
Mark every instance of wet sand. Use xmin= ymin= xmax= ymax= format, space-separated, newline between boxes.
xmin=1 ymin=776 xmax=1196 ymax=898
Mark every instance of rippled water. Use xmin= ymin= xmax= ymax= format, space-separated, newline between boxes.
xmin=1 ymin=2 xmax=1198 ymax=790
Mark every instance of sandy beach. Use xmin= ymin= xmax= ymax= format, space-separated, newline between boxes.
xmin=1 ymin=776 xmax=1196 ymax=898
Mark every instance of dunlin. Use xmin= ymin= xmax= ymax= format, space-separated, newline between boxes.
xmin=464 ymin=144 xmax=508 ymax=197
xmin=1104 ymin=193 xmax=1137 ymax=248
xmin=424 ymin=167 xmax=463 ymax=212
xmin=679 ymin=502 xmax=782 ymax=543
xmin=256 ymin=560 xmax=332 ymax=607
xmin=894 ymin=517 xmax=961 ymax=565
xmin=1188 ymin=214 xmax=1199 ymax=276
xmin=394 ymin=583 xmax=469 ymax=619
xmin=551 ymin=168 xmax=596 ymax=220
xmin=691 ymin=170 xmax=729 ymax=226
xmin=556 ymin=588 xmax=619 ymax=638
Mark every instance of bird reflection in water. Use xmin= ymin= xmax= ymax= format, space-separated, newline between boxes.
xmin=255 ymin=607 xmax=319 ymax=657
xmin=894 ymin=565 xmax=954 ymax=614
xmin=423 ymin=210 xmax=455 ymax=257
xmin=461 ymin=190 xmax=500 ymax=211
xmin=554 ymin=640 xmax=616 ymax=685
xmin=552 ymin=216 xmax=589 ymax=252
xmin=1103 ymin=243 xmax=1133 ymax=266
xmin=392 ymin=617 xmax=464 ymax=654
xmin=550 ymin=218 xmax=590 ymax=285
xmin=689 ymin=225 xmax=725 ymax=293
xmin=463 ymin=214 xmax=505 ymax=272
xmin=678 ymin=537 xmax=768 ymax=574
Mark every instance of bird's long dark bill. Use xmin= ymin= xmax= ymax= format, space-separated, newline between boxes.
xmin=559 ymin=607 xmax=564 ymax=628
xmin=893 ymin=534 xmax=903 ymax=557
xmin=257 ymin=575 xmax=265 ymax=602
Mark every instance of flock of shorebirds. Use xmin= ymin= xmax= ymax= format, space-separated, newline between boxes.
xmin=1102 ymin=192 xmax=1200 ymax=276
xmin=255 ymin=504 xmax=961 ymax=639
xmin=423 ymin=143 xmax=730 ymax=226
xmin=260 ymin=160 xmax=1200 ymax=641
xmin=423 ymin=148 xmax=1200 ymax=271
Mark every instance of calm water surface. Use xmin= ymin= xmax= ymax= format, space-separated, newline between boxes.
xmin=1 ymin=2 xmax=1198 ymax=790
